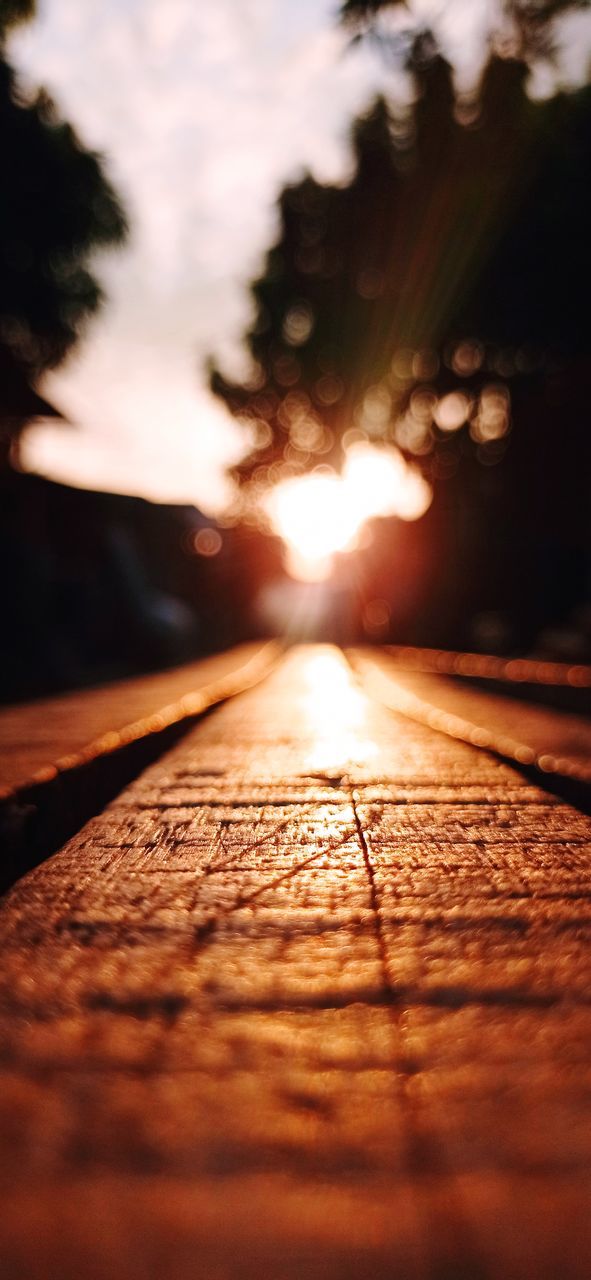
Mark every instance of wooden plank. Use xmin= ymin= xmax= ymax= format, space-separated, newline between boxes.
xmin=1 ymin=645 xmax=590 ymax=1278
xmin=351 ymin=646 xmax=591 ymax=788
xmin=0 ymin=641 xmax=277 ymax=798
xmin=0 ymin=641 xmax=281 ymax=893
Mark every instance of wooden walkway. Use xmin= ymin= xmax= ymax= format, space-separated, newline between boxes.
xmin=0 ymin=641 xmax=277 ymax=799
xmin=1 ymin=645 xmax=590 ymax=1278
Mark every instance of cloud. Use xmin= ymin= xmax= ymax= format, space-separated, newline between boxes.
xmin=10 ymin=0 xmax=392 ymax=508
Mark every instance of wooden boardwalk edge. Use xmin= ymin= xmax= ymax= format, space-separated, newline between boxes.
xmin=2 ymin=645 xmax=591 ymax=1278
xmin=0 ymin=641 xmax=282 ymax=896
xmin=348 ymin=647 xmax=591 ymax=816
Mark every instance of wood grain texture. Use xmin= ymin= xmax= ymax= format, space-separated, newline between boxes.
xmin=1 ymin=645 xmax=590 ymax=1279
xmin=351 ymin=646 xmax=591 ymax=783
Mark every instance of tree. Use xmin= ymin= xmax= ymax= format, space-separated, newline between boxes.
xmin=0 ymin=0 xmax=36 ymax=37
xmin=210 ymin=96 xmax=412 ymax=496
xmin=0 ymin=61 xmax=128 ymax=375
xmin=339 ymin=1 xmax=591 ymax=64
xmin=208 ymin=45 xmax=566 ymax=496
xmin=209 ymin=32 xmax=591 ymax=651
xmin=207 ymin=8 xmax=591 ymax=646
xmin=0 ymin=9 xmax=128 ymax=460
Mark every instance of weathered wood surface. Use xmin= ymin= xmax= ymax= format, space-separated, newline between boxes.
xmin=352 ymin=646 xmax=591 ymax=784
xmin=0 ymin=641 xmax=273 ymax=798
xmin=1 ymin=644 xmax=590 ymax=1279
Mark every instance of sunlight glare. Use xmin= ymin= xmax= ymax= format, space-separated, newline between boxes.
xmin=265 ymin=443 xmax=432 ymax=580
xmin=301 ymin=649 xmax=378 ymax=771
xmin=304 ymin=651 xmax=366 ymax=726
xmin=343 ymin=442 xmax=432 ymax=523
xmin=265 ymin=471 xmax=360 ymax=582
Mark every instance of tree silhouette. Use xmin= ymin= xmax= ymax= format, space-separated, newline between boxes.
xmin=211 ymin=28 xmax=590 ymax=648
xmin=0 ymin=61 xmax=128 ymax=375
xmin=0 ymin=1 xmax=36 ymax=36
xmin=340 ymin=1 xmax=591 ymax=63
xmin=210 ymin=42 xmax=582 ymax=491
xmin=210 ymin=96 xmax=412 ymax=493
xmin=0 ymin=9 xmax=128 ymax=458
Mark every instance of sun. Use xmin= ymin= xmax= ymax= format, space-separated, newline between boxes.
xmin=265 ymin=471 xmax=359 ymax=581
xmin=265 ymin=443 xmax=432 ymax=581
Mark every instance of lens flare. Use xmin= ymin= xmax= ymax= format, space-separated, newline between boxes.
xmin=265 ymin=443 xmax=432 ymax=581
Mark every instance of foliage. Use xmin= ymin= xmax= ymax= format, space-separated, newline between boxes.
xmin=0 ymin=58 xmax=128 ymax=386
xmin=209 ymin=45 xmax=591 ymax=497
xmin=0 ymin=0 xmax=36 ymax=38
xmin=339 ymin=0 xmax=591 ymax=63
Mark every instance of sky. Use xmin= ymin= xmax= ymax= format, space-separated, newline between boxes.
xmin=9 ymin=0 xmax=590 ymax=513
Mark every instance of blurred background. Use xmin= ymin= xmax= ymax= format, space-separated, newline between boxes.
xmin=1 ymin=0 xmax=590 ymax=700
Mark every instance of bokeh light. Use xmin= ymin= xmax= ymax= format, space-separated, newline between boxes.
xmin=433 ymin=390 xmax=471 ymax=432
xmin=193 ymin=527 xmax=223 ymax=557
xmin=470 ymin=383 xmax=511 ymax=442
